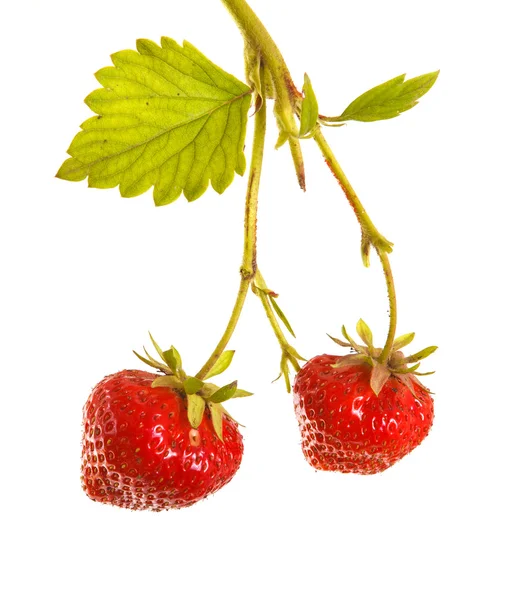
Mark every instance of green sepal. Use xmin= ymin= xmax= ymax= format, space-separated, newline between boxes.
xmin=209 ymin=381 xmax=238 ymax=403
xmin=151 ymin=375 xmax=184 ymax=390
xmin=401 ymin=345 xmax=438 ymax=364
xmin=162 ymin=348 xmax=178 ymax=373
xmin=393 ymin=363 xmax=421 ymax=375
xmin=208 ymin=402 xmax=224 ymax=441
xmin=233 ymin=388 xmax=254 ymax=398
xmin=205 ymin=350 xmax=235 ymax=379
xmin=187 ymin=394 xmax=206 ymax=429
xmin=325 ymin=71 xmax=439 ymax=123
xmin=327 ymin=333 xmax=351 ymax=348
xmin=149 ymin=332 xmax=165 ymax=361
xmin=333 ymin=354 xmax=372 ymax=368
xmin=299 ymin=73 xmax=319 ymax=137
xmin=341 ymin=326 xmax=364 ymax=353
xmin=414 ymin=370 xmax=436 ymax=377
xmin=393 ymin=332 xmax=416 ymax=351
xmin=133 ymin=350 xmax=166 ymax=371
xmin=356 ymin=319 xmax=374 ymax=350
xmin=184 ymin=377 xmax=204 ymax=395
xmin=370 ymin=362 xmax=391 ymax=396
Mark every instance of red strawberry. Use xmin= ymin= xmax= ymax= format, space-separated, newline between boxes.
xmin=293 ymin=322 xmax=436 ymax=474
xmin=81 ymin=369 xmax=244 ymax=510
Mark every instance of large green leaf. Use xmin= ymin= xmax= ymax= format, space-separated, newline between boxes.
xmin=57 ymin=37 xmax=252 ymax=204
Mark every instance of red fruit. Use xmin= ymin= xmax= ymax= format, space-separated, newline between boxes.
xmin=81 ymin=370 xmax=244 ymax=510
xmin=293 ymin=355 xmax=434 ymax=474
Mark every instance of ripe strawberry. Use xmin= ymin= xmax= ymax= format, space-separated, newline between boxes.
xmin=81 ymin=369 xmax=244 ymax=510
xmin=293 ymin=322 xmax=436 ymax=474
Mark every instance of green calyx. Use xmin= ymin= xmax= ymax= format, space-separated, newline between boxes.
xmin=328 ymin=319 xmax=437 ymax=398
xmin=134 ymin=333 xmax=251 ymax=440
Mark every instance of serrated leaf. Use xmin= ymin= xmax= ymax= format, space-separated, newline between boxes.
xmin=187 ymin=394 xmax=206 ymax=429
xmin=184 ymin=377 xmax=204 ymax=395
xmin=57 ymin=38 xmax=252 ymax=204
xmin=393 ymin=332 xmax=415 ymax=351
xmin=356 ymin=319 xmax=374 ymax=350
xmin=209 ymin=402 xmax=224 ymax=441
xmin=151 ymin=375 xmax=184 ymax=390
xmin=209 ymin=381 xmax=238 ymax=403
xmin=269 ymin=296 xmax=295 ymax=337
xmin=205 ymin=350 xmax=235 ymax=379
xmin=299 ymin=73 xmax=319 ymax=137
xmin=327 ymin=71 xmax=439 ymax=123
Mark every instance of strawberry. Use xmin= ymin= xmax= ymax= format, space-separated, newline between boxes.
xmin=81 ymin=337 xmax=249 ymax=510
xmin=293 ymin=322 xmax=435 ymax=474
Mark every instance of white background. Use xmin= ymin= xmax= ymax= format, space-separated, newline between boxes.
xmin=2 ymin=0 xmax=520 ymax=598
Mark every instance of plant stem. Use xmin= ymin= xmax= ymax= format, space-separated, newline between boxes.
xmin=312 ymin=127 xmax=397 ymax=362
xmin=196 ymin=75 xmax=267 ymax=380
xmin=220 ymin=0 xmax=305 ymax=189
xmin=376 ymin=249 xmax=397 ymax=363
xmin=313 ymin=129 xmax=392 ymax=253
xmin=254 ymin=271 xmax=301 ymax=372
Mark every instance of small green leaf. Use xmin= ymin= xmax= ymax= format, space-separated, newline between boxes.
xmin=187 ymin=394 xmax=206 ymax=429
xmin=393 ymin=332 xmax=416 ymax=351
xmin=209 ymin=381 xmax=238 ymax=403
xmin=205 ymin=350 xmax=235 ymax=379
xmin=356 ymin=319 xmax=374 ymax=349
xmin=209 ymin=402 xmax=224 ymax=441
xmin=269 ymin=296 xmax=296 ymax=337
xmin=326 ymin=71 xmax=439 ymax=123
xmin=151 ymin=375 xmax=184 ymax=389
xmin=184 ymin=377 xmax=204 ymax=395
xmin=299 ymin=73 xmax=319 ymax=137
xmin=57 ymin=38 xmax=252 ymax=204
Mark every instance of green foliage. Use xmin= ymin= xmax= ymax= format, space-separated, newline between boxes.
xmin=57 ymin=38 xmax=252 ymax=204
xmin=325 ymin=71 xmax=439 ymax=123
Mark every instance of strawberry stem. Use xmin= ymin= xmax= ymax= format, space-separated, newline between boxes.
xmin=312 ymin=128 xmax=397 ymax=363
xmin=376 ymin=248 xmax=397 ymax=363
xmin=196 ymin=68 xmax=267 ymax=380
xmin=254 ymin=270 xmax=301 ymax=373
xmin=220 ymin=0 xmax=305 ymax=189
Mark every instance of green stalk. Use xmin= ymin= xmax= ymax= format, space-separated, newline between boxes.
xmin=220 ymin=0 xmax=305 ymax=189
xmin=196 ymin=76 xmax=267 ymax=380
xmin=254 ymin=270 xmax=301 ymax=372
xmin=312 ymin=128 xmax=397 ymax=362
